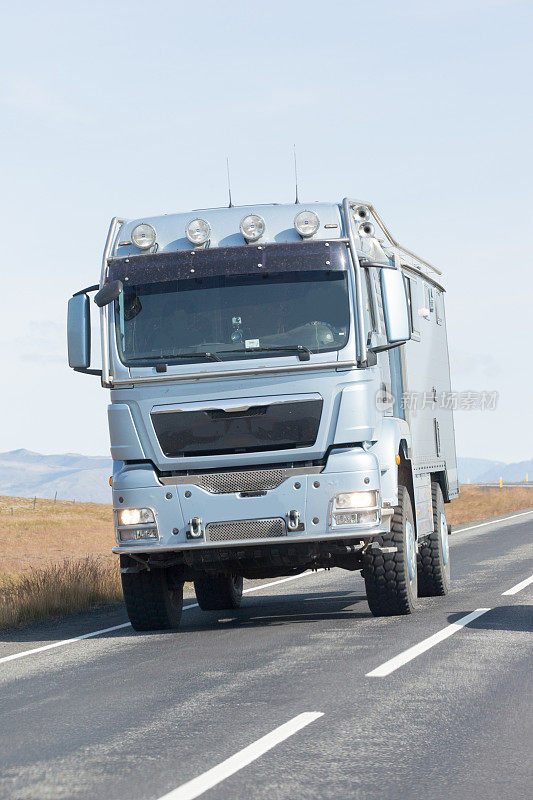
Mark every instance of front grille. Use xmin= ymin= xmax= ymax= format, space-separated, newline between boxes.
xmin=205 ymin=518 xmax=286 ymax=542
xmin=198 ymin=470 xmax=285 ymax=494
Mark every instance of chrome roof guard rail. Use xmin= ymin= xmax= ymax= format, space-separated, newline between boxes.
xmin=100 ymin=217 xmax=126 ymax=386
xmin=345 ymin=198 xmax=442 ymax=276
xmin=341 ymin=198 xmax=368 ymax=365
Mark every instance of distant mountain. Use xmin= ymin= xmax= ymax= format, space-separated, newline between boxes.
xmin=457 ymin=457 xmax=533 ymax=484
xmin=0 ymin=449 xmax=112 ymax=504
xmin=0 ymin=450 xmax=530 ymax=504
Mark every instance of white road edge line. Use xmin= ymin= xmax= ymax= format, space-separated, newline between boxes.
xmin=157 ymin=712 xmax=324 ymax=800
xmin=366 ymin=608 xmax=491 ymax=677
xmin=502 ymin=574 xmax=533 ymax=596
xmin=454 ymin=509 xmax=533 ymax=534
xmin=0 ymin=570 xmax=323 ymax=666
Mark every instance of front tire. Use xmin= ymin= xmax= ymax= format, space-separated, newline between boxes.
xmin=121 ymin=560 xmax=184 ymax=631
xmin=363 ymin=485 xmax=418 ymax=616
xmin=194 ymin=573 xmax=243 ymax=611
xmin=417 ymin=482 xmax=451 ymax=596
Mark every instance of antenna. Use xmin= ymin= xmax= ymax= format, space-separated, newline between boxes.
xmin=226 ymin=157 xmax=233 ymax=208
xmin=293 ymin=145 xmax=299 ymax=204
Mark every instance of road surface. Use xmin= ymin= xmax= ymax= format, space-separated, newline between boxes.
xmin=0 ymin=510 xmax=532 ymax=800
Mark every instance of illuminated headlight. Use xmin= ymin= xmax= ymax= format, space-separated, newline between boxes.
xmin=186 ymin=218 xmax=211 ymax=245
xmin=240 ymin=214 xmax=265 ymax=242
xmin=118 ymin=507 xmax=155 ymax=526
xmin=131 ymin=223 xmax=157 ymax=250
xmin=334 ymin=491 xmax=378 ymax=510
xmin=294 ymin=210 xmax=320 ymax=238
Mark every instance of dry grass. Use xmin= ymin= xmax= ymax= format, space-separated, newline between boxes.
xmin=0 ymin=557 xmax=122 ymax=631
xmin=447 ymin=485 xmax=532 ymax=525
xmin=0 ymin=486 xmax=531 ymax=630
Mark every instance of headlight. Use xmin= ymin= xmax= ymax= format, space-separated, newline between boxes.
xmin=186 ymin=218 xmax=211 ymax=245
xmin=294 ymin=210 xmax=320 ymax=238
xmin=240 ymin=214 xmax=265 ymax=242
xmin=131 ymin=223 xmax=156 ymax=250
xmin=333 ymin=491 xmax=377 ymax=510
xmin=118 ymin=507 xmax=155 ymax=526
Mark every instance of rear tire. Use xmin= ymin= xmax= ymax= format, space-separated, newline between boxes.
xmin=121 ymin=561 xmax=184 ymax=631
xmin=417 ymin=482 xmax=451 ymax=596
xmin=363 ymin=485 xmax=418 ymax=616
xmin=194 ymin=573 xmax=243 ymax=611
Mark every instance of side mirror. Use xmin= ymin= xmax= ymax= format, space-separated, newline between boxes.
xmin=95 ymin=279 xmax=123 ymax=308
xmin=67 ymin=294 xmax=91 ymax=369
xmin=380 ymin=268 xmax=410 ymax=344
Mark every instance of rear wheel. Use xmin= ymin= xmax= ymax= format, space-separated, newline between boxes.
xmin=363 ymin=485 xmax=418 ymax=616
xmin=121 ymin=560 xmax=184 ymax=631
xmin=194 ymin=573 xmax=243 ymax=611
xmin=417 ymin=482 xmax=451 ymax=596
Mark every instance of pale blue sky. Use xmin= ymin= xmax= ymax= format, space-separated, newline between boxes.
xmin=1 ymin=0 xmax=531 ymax=461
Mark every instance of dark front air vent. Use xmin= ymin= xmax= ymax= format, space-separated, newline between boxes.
xmin=151 ymin=399 xmax=323 ymax=458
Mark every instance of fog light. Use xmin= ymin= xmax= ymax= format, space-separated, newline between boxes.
xmin=334 ymin=491 xmax=377 ymax=510
xmin=334 ymin=512 xmax=359 ymax=525
xmin=186 ymin=218 xmax=211 ymax=245
xmin=119 ymin=528 xmax=158 ymax=542
xmin=131 ymin=223 xmax=156 ymax=250
xmin=118 ymin=507 xmax=155 ymax=526
xmin=240 ymin=214 xmax=265 ymax=242
xmin=294 ymin=210 xmax=320 ymax=238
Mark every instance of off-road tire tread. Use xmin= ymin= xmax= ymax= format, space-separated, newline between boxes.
xmin=121 ymin=565 xmax=183 ymax=631
xmin=363 ymin=485 xmax=416 ymax=616
xmin=194 ymin=574 xmax=243 ymax=610
xmin=417 ymin=482 xmax=450 ymax=597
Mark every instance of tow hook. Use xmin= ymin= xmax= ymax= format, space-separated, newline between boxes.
xmin=368 ymin=542 xmax=398 ymax=554
xmin=286 ymin=510 xmax=304 ymax=532
xmin=187 ymin=517 xmax=204 ymax=539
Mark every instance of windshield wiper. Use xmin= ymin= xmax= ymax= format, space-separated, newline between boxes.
xmin=217 ymin=345 xmax=311 ymax=362
xmin=135 ymin=351 xmax=222 ymax=363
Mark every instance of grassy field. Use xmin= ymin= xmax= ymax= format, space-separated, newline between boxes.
xmin=0 ymin=486 xmax=531 ymax=630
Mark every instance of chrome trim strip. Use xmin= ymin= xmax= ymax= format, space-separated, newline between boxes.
xmin=109 ymin=359 xmax=357 ymax=386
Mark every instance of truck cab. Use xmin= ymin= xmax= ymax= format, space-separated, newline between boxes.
xmin=68 ymin=198 xmax=458 ymax=630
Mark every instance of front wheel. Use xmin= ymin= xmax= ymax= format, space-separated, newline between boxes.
xmin=194 ymin=573 xmax=243 ymax=611
xmin=363 ymin=485 xmax=418 ymax=616
xmin=121 ymin=559 xmax=184 ymax=631
xmin=417 ymin=482 xmax=451 ymax=596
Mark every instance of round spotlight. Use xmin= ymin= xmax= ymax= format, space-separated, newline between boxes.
xmin=294 ymin=210 xmax=320 ymax=238
xmin=240 ymin=214 xmax=265 ymax=243
xmin=131 ymin=223 xmax=156 ymax=250
xmin=359 ymin=221 xmax=375 ymax=238
xmin=353 ymin=205 xmax=370 ymax=222
xmin=186 ymin=218 xmax=211 ymax=246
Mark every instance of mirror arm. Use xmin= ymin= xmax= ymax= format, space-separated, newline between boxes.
xmin=369 ymin=341 xmax=405 ymax=354
xmin=73 ymin=285 xmax=99 ymax=297
xmin=74 ymin=367 xmax=103 ymax=376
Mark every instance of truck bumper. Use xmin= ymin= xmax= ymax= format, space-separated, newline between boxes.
xmin=111 ymin=452 xmax=386 ymax=555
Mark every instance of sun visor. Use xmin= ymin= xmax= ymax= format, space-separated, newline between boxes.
xmin=107 ymin=241 xmax=348 ymax=287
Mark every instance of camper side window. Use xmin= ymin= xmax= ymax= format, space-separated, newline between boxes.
xmin=435 ymin=290 xmax=444 ymax=325
xmin=405 ymin=276 xmax=420 ymax=339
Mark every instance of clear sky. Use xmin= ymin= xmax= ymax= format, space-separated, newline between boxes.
xmin=1 ymin=0 xmax=531 ymax=462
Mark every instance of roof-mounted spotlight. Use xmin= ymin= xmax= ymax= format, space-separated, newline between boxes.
xmin=294 ymin=210 xmax=320 ymax=238
xmin=240 ymin=214 xmax=265 ymax=243
xmin=353 ymin=205 xmax=370 ymax=222
xmin=358 ymin=221 xmax=375 ymax=238
xmin=131 ymin=223 xmax=157 ymax=250
xmin=186 ymin=218 xmax=211 ymax=246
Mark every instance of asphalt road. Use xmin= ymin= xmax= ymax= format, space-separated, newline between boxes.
xmin=0 ymin=510 xmax=532 ymax=800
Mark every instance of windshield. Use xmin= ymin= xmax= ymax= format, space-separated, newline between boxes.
xmin=115 ymin=270 xmax=350 ymax=366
